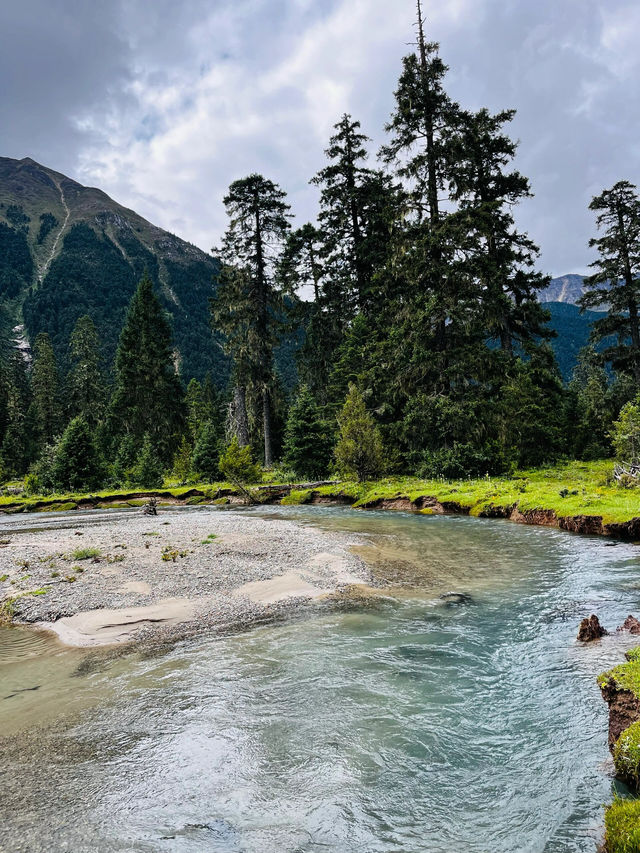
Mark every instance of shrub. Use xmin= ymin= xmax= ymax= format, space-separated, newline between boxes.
xmin=614 ymin=722 xmax=640 ymax=790
xmin=218 ymin=437 xmax=261 ymax=487
xmin=24 ymin=473 xmax=40 ymax=496
xmin=334 ymin=384 xmax=384 ymax=482
xmin=604 ymin=798 xmax=640 ymax=853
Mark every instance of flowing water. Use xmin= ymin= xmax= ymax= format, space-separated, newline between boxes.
xmin=1 ymin=506 xmax=640 ymax=853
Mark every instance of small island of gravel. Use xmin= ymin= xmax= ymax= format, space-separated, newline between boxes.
xmin=0 ymin=507 xmax=371 ymax=646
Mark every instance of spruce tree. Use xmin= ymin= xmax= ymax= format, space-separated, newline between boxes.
xmin=171 ymin=435 xmax=193 ymax=485
xmin=108 ymin=272 xmax=183 ymax=460
xmin=212 ymin=175 xmax=291 ymax=466
xmin=130 ymin=433 xmax=165 ymax=488
xmin=52 ymin=416 xmax=104 ymax=492
xmin=568 ymin=347 xmax=613 ymax=459
xmin=580 ymin=181 xmax=640 ymax=382
xmin=1 ymin=352 xmax=32 ymax=477
xmin=30 ymin=332 xmax=59 ymax=446
xmin=334 ymin=384 xmax=384 ymax=481
xmin=67 ymin=315 xmax=104 ymax=425
xmin=282 ymin=386 xmax=332 ymax=480
xmin=185 ymin=378 xmax=207 ymax=440
xmin=192 ymin=420 xmax=221 ymax=482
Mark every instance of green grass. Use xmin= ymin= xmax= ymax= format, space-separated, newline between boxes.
xmin=70 ymin=547 xmax=101 ymax=561
xmin=598 ymin=660 xmax=640 ymax=701
xmin=313 ymin=460 xmax=640 ymax=524
xmin=281 ymin=489 xmax=313 ymax=506
xmin=1 ymin=460 xmax=639 ymax=527
xmin=614 ymin=722 xmax=640 ymax=790
xmin=200 ymin=533 xmax=218 ymax=544
xmin=627 ymin=648 xmax=640 ymax=663
xmin=605 ymin=798 xmax=640 ymax=853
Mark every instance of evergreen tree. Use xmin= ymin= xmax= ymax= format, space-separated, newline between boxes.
xmin=1 ymin=352 xmax=32 ymax=477
xmin=185 ymin=378 xmax=207 ymax=441
xmin=567 ymin=347 xmax=613 ymax=459
xmin=447 ymin=107 xmax=551 ymax=353
xmin=611 ymin=397 xmax=640 ymax=462
xmin=67 ymin=315 xmax=104 ymax=425
xmin=282 ymin=385 xmax=332 ymax=480
xmin=51 ymin=416 xmax=104 ymax=492
xmin=334 ymin=384 xmax=384 ymax=481
xmin=580 ymin=180 xmax=640 ymax=382
xmin=192 ymin=419 xmax=221 ymax=482
xmin=112 ymin=434 xmax=138 ymax=486
xmin=108 ymin=272 xmax=183 ymax=460
xmin=30 ymin=332 xmax=59 ymax=446
xmin=171 ymin=436 xmax=193 ymax=485
xmin=212 ymin=174 xmax=291 ymax=466
xmin=130 ymin=433 xmax=165 ymax=488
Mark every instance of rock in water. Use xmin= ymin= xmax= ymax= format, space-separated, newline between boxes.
xmin=619 ymin=615 xmax=640 ymax=634
xmin=577 ymin=614 xmax=608 ymax=642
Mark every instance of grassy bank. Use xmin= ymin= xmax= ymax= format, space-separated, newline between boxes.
xmin=1 ymin=461 xmax=639 ymax=527
xmin=308 ymin=460 xmax=640 ymax=525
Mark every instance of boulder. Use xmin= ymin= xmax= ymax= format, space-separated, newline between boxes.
xmin=577 ymin=614 xmax=608 ymax=642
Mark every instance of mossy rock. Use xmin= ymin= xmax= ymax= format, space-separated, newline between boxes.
xmin=186 ymin=496 xmax=206 ymax=505
xmin=626 ymin=647 xmax=640 ymax=663
xmin=604 ymin=797 xmax=640 ymax=852
xmin=614 ymin=721 xmax=640 ymax=790
xmin=281 ymin=489 xmax=312 ymax=506
xmin=598 ymin=660 xmax=640 ymax=701
xmin=213 ymin=497 xmax=229 ymax=505
xmin=56 ymin=502 xmax=78 ymax=512
xmin=126 ymin=500 xmax=147 ymax=507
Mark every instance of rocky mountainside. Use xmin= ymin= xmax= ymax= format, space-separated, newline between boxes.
xmin=0 ymin=156 xmax=224 ymax=382
xmin=539 ymin=274 xmax=587 ymax=305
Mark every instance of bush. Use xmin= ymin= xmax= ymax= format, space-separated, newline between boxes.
xmin=418 ymin=443 xmax=512 ymax=480
xmin=604 ymin=797 xmax=640 ymax=853
xmin=112 ymin=435 xmax=138 ymax=486
xmin=614 ymin=722 xmax=640 ymax=790
xmin=218 ymin=436 xmax=261 ymax=486
xmin=334 ymin=384 xmax=384 ymax=482
xmin=24 ymin=473 xmax=40 ymax=496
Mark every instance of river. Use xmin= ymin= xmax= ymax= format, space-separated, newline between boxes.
xmin=1 ymin=506 xmax=639 ymax=852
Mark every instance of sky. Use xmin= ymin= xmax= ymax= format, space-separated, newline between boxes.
xmin=1 ymin=0 xmax=639 ymax=277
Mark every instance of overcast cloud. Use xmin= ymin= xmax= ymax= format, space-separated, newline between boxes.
xmin=1 ymin=0 xmax=639 ymax=275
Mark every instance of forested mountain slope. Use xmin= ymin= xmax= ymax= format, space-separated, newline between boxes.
xmin=0 ymin=156 xmax=225 ymax=382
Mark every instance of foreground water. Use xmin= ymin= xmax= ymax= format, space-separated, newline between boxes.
xmin=2 ymin=507 xmax=640 ymax=853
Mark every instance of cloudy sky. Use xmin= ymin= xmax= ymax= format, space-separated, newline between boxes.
xmin=2 ymin=0 xmax=639 ymax=275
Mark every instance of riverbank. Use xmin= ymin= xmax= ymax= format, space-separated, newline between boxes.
xmin=2 ymin=461 xmax=639 ymax=540
xmin=0 ymin=508 xmax=370 ymax=646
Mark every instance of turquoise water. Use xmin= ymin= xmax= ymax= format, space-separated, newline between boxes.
xmin=1 ymin=507 xmax=640 ymax=852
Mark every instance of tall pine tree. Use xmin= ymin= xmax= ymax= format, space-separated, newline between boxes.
xmin=108 ymin=272 xmax=183 ymax=461
xmin=212 ymin=174 xmax=291 ymax=467
xmin=579 ymin=180 xmax=640 ymax=382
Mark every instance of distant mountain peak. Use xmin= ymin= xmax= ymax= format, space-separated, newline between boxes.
xmin=539 ymin=274 xmax=586 ymax=306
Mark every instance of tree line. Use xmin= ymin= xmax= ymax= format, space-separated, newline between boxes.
xmin=1 ymin=3 xmax=639 ymax=491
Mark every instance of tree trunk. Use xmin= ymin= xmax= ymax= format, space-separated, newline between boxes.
xmin=263 ymin=388 xmax=273 ymax=468
xmin=233 ymin=385 xmax=249 ymax=446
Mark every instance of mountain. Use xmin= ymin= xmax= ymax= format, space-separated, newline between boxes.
xmin=0 ymin=156 xmax=225 ymax=383
xmin=545 ymin=301 xmax=608 ymax=380
xmin=539 ymin=274 xmax=586 ymax=305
